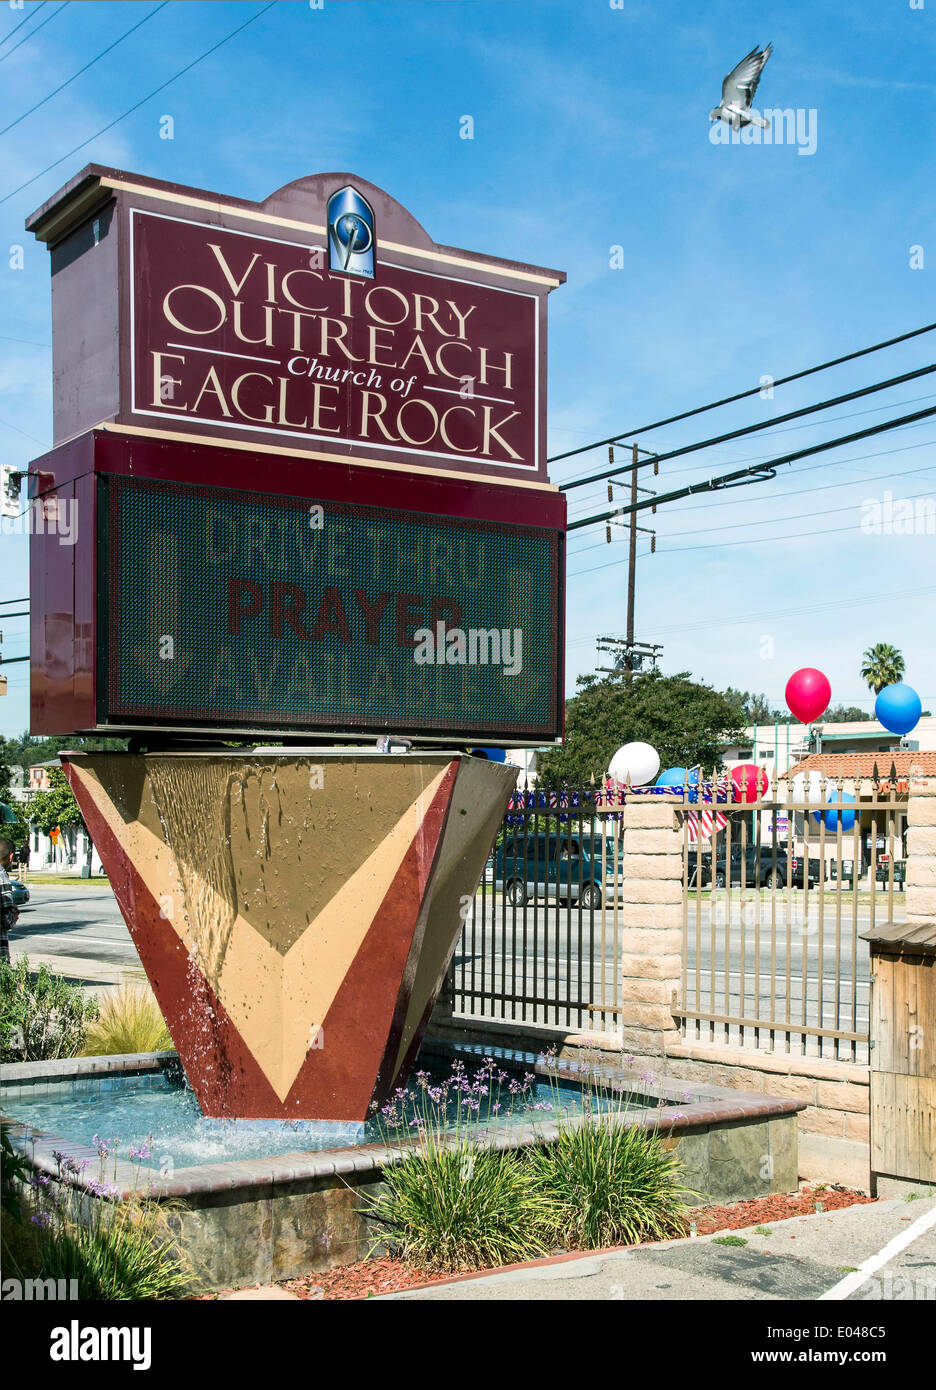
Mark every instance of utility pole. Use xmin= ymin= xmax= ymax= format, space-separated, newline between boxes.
xmin=626 ymin=442 xmax=638 ymax=680
xmin=601 ymin=444 xmax=657 ymax=683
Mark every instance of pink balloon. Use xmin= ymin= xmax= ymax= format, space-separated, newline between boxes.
xmin=730 ymin=763 xmax=768 ymax=804
xmin=785 ymin=667 xmax=831 ymax=724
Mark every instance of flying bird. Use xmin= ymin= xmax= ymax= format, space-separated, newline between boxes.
xmin=710 ymin=43 xmax=773 ymax=129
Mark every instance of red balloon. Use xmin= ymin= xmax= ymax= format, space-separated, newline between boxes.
xmin=785 ymin=667 xmax=831 ymax=724
xmin=730 ymin=763 xmax=768 ymax=803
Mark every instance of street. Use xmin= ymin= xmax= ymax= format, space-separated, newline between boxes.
xmin=11 ymin=883 xmax=883 ymax=1058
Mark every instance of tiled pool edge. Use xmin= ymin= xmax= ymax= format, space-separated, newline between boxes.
xmin=1 ymin=1044 xmax=805 ymax=1290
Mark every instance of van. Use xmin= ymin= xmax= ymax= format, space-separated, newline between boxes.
xmin=494 ymin=832 xmax=622 ymax=908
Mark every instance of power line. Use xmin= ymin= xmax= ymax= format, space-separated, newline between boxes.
xmin=644 ymin=582 xmax=936 ymax=640
xmin=0 ymin=1 xmax=169 ymax=138
xmin=0 ymin=1 xmax=48 ymax=48
xmin=560 ymin=362 xmax=936 ymax=494
xmin=561 ymin=396 xmax=935 ymax=517
xmin=567 ymin=468 xmax=936 ymax=562
xmin=0 ymin=0 xmax=279 ymax=204
xmin=548 ymin=320 xmax=936 ymax=467
xmin=0 ymin=599 xmax=28 ymax=607
xmin=0 ymin=0 xmax=68 ymax=65
xmin=566 ymin=439 xmax=936 ymax=550
xmin=567 ymin=401 xmax=936 ymax=533
xmin=568 ymin=507 xmax=913 ymax=575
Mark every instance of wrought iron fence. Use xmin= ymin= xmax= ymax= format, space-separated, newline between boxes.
xmin=448 ymin=769 xmax=908 ymax=1063
xmin=675 ymin=767 xmax=909 ymax=1063
xmin=449 ymin=788 xmax=623 ymax=1032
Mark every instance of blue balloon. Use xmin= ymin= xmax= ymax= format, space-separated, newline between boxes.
xmin=656 ymin=767 xmax=687 ymax=787
xmin=874 ymin=683 xmax=922 ymax=736
xmin=812 ymin=788 xmax=856 ymax=833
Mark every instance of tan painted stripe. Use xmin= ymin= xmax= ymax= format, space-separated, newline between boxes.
xmin=97 ymin=421 xmax=559 ymax=492
xmin=101 ymin=177 xmax=562 ymax=287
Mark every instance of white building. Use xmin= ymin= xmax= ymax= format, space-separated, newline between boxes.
xmin=5 ymin=759 xmax=105 ymax=876
xmin=721 ymin=714 xmax=936 ymax=780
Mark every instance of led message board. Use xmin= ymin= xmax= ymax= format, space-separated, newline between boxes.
xmin=100 ymin=473 xmax=561 ymax=740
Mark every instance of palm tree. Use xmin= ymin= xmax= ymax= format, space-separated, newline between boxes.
xmin=860 ymin=643 xmax=905 ymax=694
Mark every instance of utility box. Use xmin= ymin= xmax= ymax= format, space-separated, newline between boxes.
xmin=862 ymin=921 xmax=936 ymax=1188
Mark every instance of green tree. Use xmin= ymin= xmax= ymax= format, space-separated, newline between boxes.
xmin=28 ymin=768 xmax=85 ymax=837
xmin=0 ymin=731 xmax=126 ymax=771
xmin=536 ymin=670 xmax=746 ymax=787
xmin=825 ymin=704 xmax=872 ymax=722
xmin=0 ymin=756 xmax=28 ymax=852
xmin=860 ymin=644 xmax=905 ymax=694
xmin=722 ymin=689 xmax=797 ymax=725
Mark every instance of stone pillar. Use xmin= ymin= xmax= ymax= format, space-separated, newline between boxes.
xmin=905 ymin=776 xmax=936 ymax=927
xmin=617 ymin=794 xmax=684 ymax=1057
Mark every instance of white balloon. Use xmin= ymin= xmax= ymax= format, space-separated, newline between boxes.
xmin=608 ymin=742 xmax=660 ymax=788
xmin=791 ymin=769 xmax=824 ymax=804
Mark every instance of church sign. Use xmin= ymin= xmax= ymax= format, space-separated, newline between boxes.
xmin=26 ymin=167 xmax=566 ymax=743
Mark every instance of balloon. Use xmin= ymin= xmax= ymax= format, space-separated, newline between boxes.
xmin=730 ymin=762 xmax=768 ymax=803
xmin=874 ymin=683 xmax=922 ymax=736
xmin=785 ymin=668 xmax=832 ymax=724
xmin=812 ymin=788 xmax=856 ymax=834
xmin=609 ymin=742 xmax=660 ymax=788
xmin=468 ymin=747 xmax=507 ymax=762
xmin=791 ymin=769 xmax=824 ymax=806
xmin=656 ymin=766 xmax=687 ymax=787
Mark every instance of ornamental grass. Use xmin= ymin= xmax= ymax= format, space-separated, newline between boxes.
xmin=80 ymin=983 xmax=172 ymax=1057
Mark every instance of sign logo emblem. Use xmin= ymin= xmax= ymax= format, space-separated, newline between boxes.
xmin=327 ymin=185 xmax=375 ymax=278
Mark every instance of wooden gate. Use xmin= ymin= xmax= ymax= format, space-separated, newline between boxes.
xmin=864 ymin=921 xmax=936 ymax=1185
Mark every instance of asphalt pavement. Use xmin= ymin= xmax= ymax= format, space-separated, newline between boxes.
xmin=9 ymin=882 xmax=144 ymax=993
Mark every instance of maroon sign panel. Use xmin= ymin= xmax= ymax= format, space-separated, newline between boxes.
xmin=130 ymin=210 xmax=538 ymax=472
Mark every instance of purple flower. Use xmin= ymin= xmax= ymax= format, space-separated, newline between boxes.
xmin=30 ymin=1212 xmax=52 ymax=1227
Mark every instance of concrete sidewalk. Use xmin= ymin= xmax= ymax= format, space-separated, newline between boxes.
xmin=380 ymin=1196 xmax=936 ymax=1301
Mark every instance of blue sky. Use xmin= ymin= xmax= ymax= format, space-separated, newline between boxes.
xmin=2 ymin=0 xmax=935 ymax=737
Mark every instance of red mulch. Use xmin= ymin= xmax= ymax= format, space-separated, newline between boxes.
xmin=690 ymin=1183 xmax=876 ymax=1236
xmin=218 ymin=1182 xmax=874 ymax=1301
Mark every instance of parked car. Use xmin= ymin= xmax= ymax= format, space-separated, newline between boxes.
xmin=687 ymin=846 xmax=821 ymax=889
xmin=495 ymin=832 xmax=622 ymax=908
xmin=10 ymin=880 xmax=29 ymax=907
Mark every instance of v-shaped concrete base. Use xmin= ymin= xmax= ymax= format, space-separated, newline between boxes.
xmin=62 ymin=751 xmax=515 ymax=1120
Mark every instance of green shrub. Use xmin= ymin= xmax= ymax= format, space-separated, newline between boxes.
xmin=367 ymin=1138 xmax=554 ymax=1275
xmin=25 ymin=1195 xmax=194 ymax=1300
xmin=360 ymin=1058 xmax=555 ymax=1274
xmin=2 ymin=1137 xmax=197 ymax=1300
xmin=526 ymin=1113 xmax=694 ymax=1250
xmin=361 ymin=1054 xmax=695 ymax=1274
xmin=80 ymin=984 xmax=172 ymax=1056
xmin=0 ymin=956 xmax=98 ymax=1062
